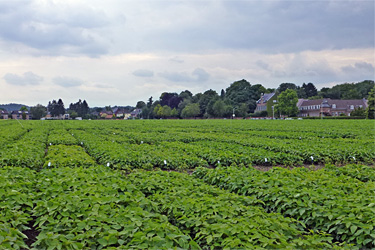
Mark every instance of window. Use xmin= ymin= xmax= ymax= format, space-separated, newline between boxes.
xmin=332 ymin=104 xmax=336 ymax=109
xmin=350 ymin=105 xmax=354 ymax=109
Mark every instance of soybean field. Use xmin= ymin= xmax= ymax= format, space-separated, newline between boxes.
xmin=0 ymin=119 xmax=374 ymax=249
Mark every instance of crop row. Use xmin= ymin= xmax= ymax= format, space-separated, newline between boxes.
xmin=72 ymin=130 xmax=207 ymax=169
xmin=127 ymin=170 xmax=343 ymax=249
xmin=1 ymin=120 xmax=374 ymax=166
xmin=0 ymin=128 xmax=47 ymax=169
xmin=2 ymin=166 xmax=349 ymax=249
xmin=193 ymin=166 xmax=375 ymax=248
xmin=324 ymin=164 xmax=375 ymax=182
xmin=0 ymin=166 xmax=196 ymax=249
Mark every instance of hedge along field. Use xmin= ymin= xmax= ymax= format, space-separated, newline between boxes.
xmin=0 ymin=119 xmax=374 ymax=249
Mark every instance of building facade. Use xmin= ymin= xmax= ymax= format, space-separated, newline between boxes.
xmin=255 ymin=93 xmax=277 ymax=116
xmin=298 ymin=98 xmax=367 ymax=117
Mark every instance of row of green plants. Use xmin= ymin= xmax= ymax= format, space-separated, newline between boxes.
xmin=0 ymin=128 xmax=47 ymax=169
xmin=43 ymin=145 xmax=96 ymax=168
xmin=2 ymin=119 xmax=370 ymax=167
xmin=0 ymin=166 xmax=196 ymax=249
xmin=324 ymin=164 xmax=375 ymax=182
xmin=72 ymin=130 xmax=208 ymax=170
xmin=0 ymin=124 xmax=28 ymax=150
xmin=193 ymin=166 xmax=375 ymax=248
xmin=48 ymin=129 xmax=78 ymax=145
xmin=2 ymin=166 xmax=352 ymax=249
xmin=127 ymin=170 xmax=345 ymax=249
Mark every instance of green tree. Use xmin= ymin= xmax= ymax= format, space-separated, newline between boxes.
xmin=181 ymin=103 xmax=200 ymax=118
xmin=30 ymin=104 xmax=47 ymax=120
xmin=305 ymin=82 xmax=318 ymax=98
xmin=366 ymin=86 xmax=375 ymax=119
xmin=237 ymin=103 xmax=249 ymax=117
xmin=225 ymin=79 xmax=258 ymax=113
xmin=198 ymin=89 xmax=218 ymax=116
xmin=212 ymin=100 xmax=226 ymax=117
xmin=342 ymin=89 xmax=361 ymax=99
xmin=20 ymin=106 xmax=28 ymax=111
xmin=161 ymin=105 xmax=172 ymax=118
xmin=171 ymin=108 xmax=178 ymax=118
xmin=276 ymin=89 xmax=299 ymax=117
xmin=136 ymin=101 xmax=146 ymax=109
xmin=350 ymin=107 xmax=366 ymax=118
xmin=277 ymin=83 xmax=297 ymax=93
xmin=153 ymin=104 xmax=162 ymax=118
xmin=68 ymin=111 xmax=78 ymax=119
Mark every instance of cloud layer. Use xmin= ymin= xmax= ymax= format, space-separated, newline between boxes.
xmin=0 ymin=0 xmax=373 ymax=106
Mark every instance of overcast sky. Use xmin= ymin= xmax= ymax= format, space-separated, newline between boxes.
xmin=0 ymin=0 xmax=374 ymax=107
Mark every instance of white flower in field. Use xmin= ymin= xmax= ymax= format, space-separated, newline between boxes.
xmin=164 ymin=160 xmax=167 ymax=165
xmin=107 ymin=163 xmax=110 ymax=167
xmin=218 ymin=160 xmax=220 ymax=164
xmin=353 ymin=156 xmax=356 ymax=160
xmin=49 ymin=143 xmax=52 ymax=146
xmin=265 ymin=158 xmax=268 ymax=162
xmin=48 ymin=162 xmax=51 ymax=167
xmin=81 ymin=142 xmax=83 ymax=145
xmin=72 ymin=134 xmax=74 ymax=136
xmin=113 ymin=133 xmax=115 ymax=135
xmin=310 ymin=156 xmax=314 ymax=161
xmin=299 ymin=137 xmax=301 ymax=140
xmin=141 ymin=141 xmax=143 ymax=144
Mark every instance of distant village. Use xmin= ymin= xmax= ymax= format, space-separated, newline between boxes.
xmin=1 ymin=79 xmax=374 ymax=120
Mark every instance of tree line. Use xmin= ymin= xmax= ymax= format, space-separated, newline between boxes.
xmin=135 ymin=80 xmax=374 ymax=119
xmin=27 ymin=99 xmax=90 ymax=120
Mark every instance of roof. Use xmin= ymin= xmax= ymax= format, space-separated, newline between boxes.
xmin=300 ymin=98 xmax=367 ymax=109
xmin=0 ymin=110 xmax=9 ymax=114
xmin=257 ymin=93 xmax=276 ymax=104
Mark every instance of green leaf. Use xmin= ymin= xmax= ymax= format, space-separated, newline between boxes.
xmin=207 ymin=235 xmax=213 ymax=244
xmin=350 ymin=225 xmax=357 ymax=234
xmin=97 ymin=238 xmax=108 ymax=246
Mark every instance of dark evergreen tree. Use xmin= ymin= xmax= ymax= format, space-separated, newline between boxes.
xmin=305 ymin=83 xmax=318 ymax=98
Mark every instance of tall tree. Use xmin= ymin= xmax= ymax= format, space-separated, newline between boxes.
xmin=277 ymin=83 xmax=297 ymax=93
xmin=181 ymin=103 xmax=200 ymax=118
xmin=69 ymin=99 xmax=89 ymax=117
xmin=160 ymin=92 xmax=182 ymax=109
xmin=304 ymin=82 xmax=318 ymax=98
xmin=147 ymin=97 xmax=153 ymax=108
xmin=198 ymin=89 xmax=218 ymax=116
xmin=275 ymin=89 xmax=299 ymax=117
xmin=225 ymin=79 xmax=258 ymax=113
xmin=30 ymin=104 xmax=47 ymax=120
xmin=136 ymin=101 xmax=146 ymax=109
xmin=366 ymin=86 xmax=375 ymax=119
xmin=179 ymin=90 xmax=193 ymax=100
xmin=57 ymin=99 xmax=65 ymax=115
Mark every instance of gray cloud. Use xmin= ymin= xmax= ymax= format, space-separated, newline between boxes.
xmin=0 ymin=1 xmax=373 ymax=57
xmin=53 ymin=76 xmax=84 ymax=88
xmin=256 ymin=60 xmax=270 ymax=70
xmin=159 ymin=68 xmax=210 ymax=82
xmin=3 ymin=72 xmax=43 ymax=86
xmin=341 ymin=62 xmax=374 ymax=73
xmin=0 ymin=1 xmax=111 ymax=56
xmin=139 ymin=1 xmax=374 ymax=53
xmin=133 ymin=69 xmax=154 ymax=77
